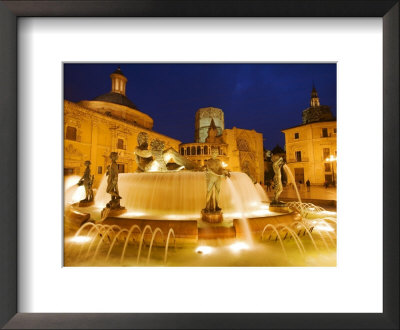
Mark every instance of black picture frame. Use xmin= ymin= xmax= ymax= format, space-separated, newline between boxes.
xmin=0 ymin=1 xmax=398 ymax=329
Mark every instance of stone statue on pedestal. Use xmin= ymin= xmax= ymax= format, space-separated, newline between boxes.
xmin=269 ymin=154 xmax=289 ymax=213
xmin=101 ymin=152 xmax=126 ymax=219
xmin=77 ymin=160 xmax=94 ymax=206
xmin=271 ymin=154 xmax=285 ymax=204
xmin=202 ymin=147 xmax=230 ymax=223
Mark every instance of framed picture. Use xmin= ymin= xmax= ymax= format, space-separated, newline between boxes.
xmin=0 ymin=1 xmax=398 ymax=329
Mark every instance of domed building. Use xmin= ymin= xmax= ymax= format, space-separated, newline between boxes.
xmin=64 ymin=67 xmax=180 ymax=186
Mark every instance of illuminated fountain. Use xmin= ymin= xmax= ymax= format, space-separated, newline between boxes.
xmin=64 ymin=136 xmax=337 ymax=267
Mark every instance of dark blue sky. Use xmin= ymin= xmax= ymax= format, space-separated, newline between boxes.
xmin=64 ymin=63 xmax=336 ymax=149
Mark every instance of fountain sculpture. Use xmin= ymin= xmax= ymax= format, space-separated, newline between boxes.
xmin=65 ymin=133 xmax=337 ymax=267
xmin=77 ymin=160 xmax=94 ymax=207
xmin=101 ymin=152 xmax=126 ymax=218
xmin=269 ymin=154 xmax=289 ymax=213
xmin=134 ymin=132 xmax=198 ymax=172
xmin=202 ymin=146 xmax=230 ymax=223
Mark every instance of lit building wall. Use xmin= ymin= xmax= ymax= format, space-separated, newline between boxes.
xmin=64 ymin=100 xmax=181 ymax=187
xmin=180 ymin=126 xmax=265 ymax=184
xmin=282 ymin=121 xmax=337 ymax=185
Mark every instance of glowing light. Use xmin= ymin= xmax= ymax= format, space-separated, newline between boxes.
xmin=222 ymin=162 xmax=228 ymax=168
xmin=196 ymin=246 xmax=213 ymax=255
xmin=314 ymin=224 xmax=335 ymax=232
xmin=250 ymin=210 xmax=270 ymax=217
xmin=71 ymin=186 xmax=85 ymax=203
xmin=325 ymin=155 xmax=337 ymax=162
xmin=123 ymin=212 xmax=146 ymax=217
xmin=148 ymin=161 xmax=161 ymax=172
xmin=229 ymin=242 xmax=249 ymax=253
xmin=70 ymin=236 xmax=91 ymax=244
xmin=164 ymin=154 xmax=172 ymax=162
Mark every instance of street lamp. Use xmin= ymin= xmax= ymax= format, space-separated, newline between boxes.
xmin=325 ymin=155 xmax=337 ymax=187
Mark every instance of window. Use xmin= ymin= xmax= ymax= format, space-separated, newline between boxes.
xmin=203 ymin=146 xmax=208 ymax=155
xmin=334 ymin=128 xmax=337 ymax=134
xmin=117 ymin=164 xmax=125 ymax=173
xmin=197 ymin=146 xmax=201 ymax=155
xmin=295 ymin=151 xmax=302 ymax=162
xmin=323 ymin=148 xmax=330 ymax=160
xmin=186 ymin=147 xmax=190 ymax=155
xmin=191 ymin=146 xmax=196 ymax=155
xmin=66 ymin=126 xmax=77 ymax=141
xmin=294 ymin=132 xmax=299 ymax=139
xmin=324 ymin=163 xmax=331 ymax=172
xmin=322 ymin=128 xmax=328 ymax=137
xmin=98 ymin=166 xmax=102 ymax=174
xmin=117 ymin=138 xmax=124 ymax=150
xmin=180 ymin=147 xmax=184 ymax=155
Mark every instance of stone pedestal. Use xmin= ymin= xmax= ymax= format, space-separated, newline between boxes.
xmin=101 ymin=206 xmax=127 ymax=219
xmin=269 ymin=202 xmax=289 ymax=213
xmin=201 ymin=209 xmax=223 ymax=223
xmin=101 ymin=199 xmax=126 ymax=219
xmin=78 ymin=200 xmax=94 ymax=207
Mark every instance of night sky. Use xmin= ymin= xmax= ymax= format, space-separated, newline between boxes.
xmin=64 ymin=63 xmax=336 ymax=150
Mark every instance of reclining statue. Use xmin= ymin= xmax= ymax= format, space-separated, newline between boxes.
xmin=134 ymin=132 xmax=198 ymax=172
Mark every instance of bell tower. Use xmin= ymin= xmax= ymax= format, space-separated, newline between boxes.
xmin=110 ymin=67 xmax=127 ymax=96
xmin=310 ymin=84 xmax=320 ymax=107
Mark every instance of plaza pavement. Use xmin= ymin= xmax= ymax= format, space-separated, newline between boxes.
xmin=265 ymin=185 xmax=337 ymax=210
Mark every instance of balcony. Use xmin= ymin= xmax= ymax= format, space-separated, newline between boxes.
xmin=287 ymin=157 xmax=309 ymax=163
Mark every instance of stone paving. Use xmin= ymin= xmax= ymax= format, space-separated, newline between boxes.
xmin=265 ymin=185 xmax=337 ymax=202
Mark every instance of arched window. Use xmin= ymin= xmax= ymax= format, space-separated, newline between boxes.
xmin=197 ymin=146 xmax=201 ymax=155
xmin=204 ymin=146 xmax=208 ymax=155
xmin=191 ymin=146 xmax=196 ymax=155
xmin=180 ymin=147 xmax=184 ymax=155
xmin=186 ymin=147 xmax=190 ymax=155
xmin=66 ymin=126 xmax=77 ymax=141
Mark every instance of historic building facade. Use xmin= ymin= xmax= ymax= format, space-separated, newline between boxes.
xmin=64 ymin=68 xmax=180 ymax=187
xmin=180 ymin=108 xmax=265 ymax=184
xmin=282 ymin=86 xmax=337 ymax=185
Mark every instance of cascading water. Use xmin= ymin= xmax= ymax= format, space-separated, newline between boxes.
xmin=283 ymin=164 xmax=302 ymax=203
xmin=95 ymin=171 xmax=267 ymax=220
xmin=255 ymin=182 xmax=269 ymax=202
xmin=225 ymin=177 xmax=253 ymax=244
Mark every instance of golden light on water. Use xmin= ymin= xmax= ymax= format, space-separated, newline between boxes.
xmin=70 ymin=236 xmax=92 ymax=244
xmin=229 ymin=242 xmax=249 ymax=253
xmin=196 ymin=246 xmax=213 ymax=255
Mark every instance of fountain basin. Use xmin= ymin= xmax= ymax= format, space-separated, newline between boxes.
xmin=95 ymin=171 xmax=268 ymax=221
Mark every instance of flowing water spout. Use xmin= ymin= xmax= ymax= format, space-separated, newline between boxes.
xmin=226 ymin=177 xmax=253 ymax=245
xmin=283 ymin=164 xmax=302 ymax=203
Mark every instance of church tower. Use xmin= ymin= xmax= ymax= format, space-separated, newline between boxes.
xmin=110 ymin=67 xmax=127 ymax=96
xmin=310 ymin=84 xmax=320 ymax=107
xmin=302 ymin=84 xmax=333 ymax=124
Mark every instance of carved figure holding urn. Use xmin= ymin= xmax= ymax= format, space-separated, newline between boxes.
xmin=202 ymin=147 xmax=230 ymax=223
